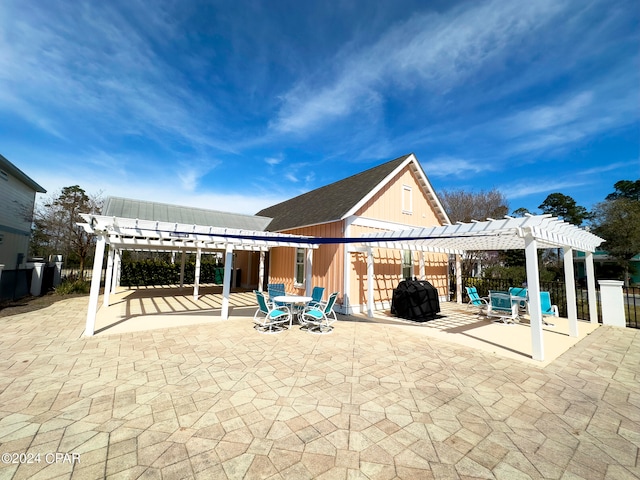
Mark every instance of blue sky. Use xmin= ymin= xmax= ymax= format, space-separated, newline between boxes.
xmin=1 ymin=0 xmax=638 ymax=217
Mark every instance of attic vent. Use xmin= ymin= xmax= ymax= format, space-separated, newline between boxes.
xmin=0 ymin=170 xmax=7 ymax=181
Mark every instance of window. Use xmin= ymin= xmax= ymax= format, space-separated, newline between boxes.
xmin=402 ymin=185 xmax=412 ymax=214
xmin=294 ymin=248 xmax=306 ymax=285
xmin=402 ymin=250 xmax=413 ymax=280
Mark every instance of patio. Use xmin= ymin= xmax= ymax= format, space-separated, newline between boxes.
xmin=94 ymin=287 xmax=600 ymax=367
xmin=0 ymin=292 xmax=638 ymax=479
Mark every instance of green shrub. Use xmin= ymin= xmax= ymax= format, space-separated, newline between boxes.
xmin=55 ymin=279 xmax=91 ymax=295
xmin=120 ymin=259 xmax=224 ymax=286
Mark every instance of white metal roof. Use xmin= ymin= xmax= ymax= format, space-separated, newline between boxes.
xmin=79 ymin=214 xmax=319 ymax=252
xmin=358 ymin=215 xmax=604 ymax=253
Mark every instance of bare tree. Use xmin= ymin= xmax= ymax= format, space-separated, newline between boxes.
xmin=33 ymin=186 xmax=103 ymax=278
xmin=440 ymin=189 xmax=509 ymax=277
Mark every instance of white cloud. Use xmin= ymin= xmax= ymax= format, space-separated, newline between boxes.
xmin=423 ymin=156 xmax=497 ymax=178
xmin=271 ymin=0 xmax=566 ymax=135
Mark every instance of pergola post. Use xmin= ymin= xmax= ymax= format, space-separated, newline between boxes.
xmin=418 ymin=252 xmax=425 ymax=279
xmin=585 ymin=251 xmax=598 ymax=323
xmin=112 ymin=249 xmax=121 ymax=291
xmin=525 ymin=234 xmax=544 ymax=361
xmin=455 ymin=254 xmax=463 ymax=304
xmin=179 ymin=251 xmax=186 ymax=288
xmin=85 ymin=234 xmax=106 ymax=337
xmin=194 ymin=247 xmax=202 ymax=300
xmin=103 ymin=246 xmax=115 ymax=307
xmin=221 ymin=244 xmax=234 ymax=319
xmin=563 ymin=247 xmax=579 ymax=337
xmin=258 ymin=251 xmax=265 ymax=292
xmin=366 ymin=246 xmax=375 ymax=318
xmin=305 ymin=248 xmax=313 ymax=296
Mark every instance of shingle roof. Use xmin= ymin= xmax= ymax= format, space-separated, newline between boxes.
xmin=256 ymin=154 xmax=412 ymax=231
xmin=0 ymin=154 xmax=46 ymax=193
xmin=102 ymin=197 xmax=272 ymax=231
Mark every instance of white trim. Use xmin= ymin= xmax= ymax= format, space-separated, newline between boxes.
xmin=342 ymin=154 xmax=451 ymax=225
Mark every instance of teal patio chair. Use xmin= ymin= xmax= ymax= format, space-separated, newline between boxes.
xmin=308 ymin=286 xmax=325 ymax=307
xmin=509 ymin=287 xmax=528 ymax=312
xmin=539 ymin=291 xmax=558 ymax=327
xmin=300 ymin=292 xmax=339 ymax=334
xmin=268 ymin=283 xmax=286 ymax=306
xmin=253 ymin=290 xmax=291 ymax=334
xmin=465 ymin=286 xmax=488 ymax=314
xmin=487 ymin=291 xmax=519 ymax=324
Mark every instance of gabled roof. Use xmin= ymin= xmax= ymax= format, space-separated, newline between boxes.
xmin=0 ymin=154 xmax=46 ymax=193
xmin=102 ymin=197 xmax=272 ymax=231
xmin=257 ymin=153 xmax=450 ymax=231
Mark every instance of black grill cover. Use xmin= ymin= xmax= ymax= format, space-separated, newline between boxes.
xmin=391 ymin=279 xmax=440 ymax=322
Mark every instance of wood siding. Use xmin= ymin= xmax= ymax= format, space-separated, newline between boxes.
xmin=269 ymin=222 xmax=345 ymax=305
xmin=268 ymin=162 xmax=448 ymax=313
xmin=356 ymin=166 xmax=442 ymax=227
xmin=349 ymin=164 xmax=448 ymax=309
xmin=0 ymin=169 xmax=37 ymax=267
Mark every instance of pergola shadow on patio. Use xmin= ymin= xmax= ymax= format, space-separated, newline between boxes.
xmin=94 ymin=285 xmax=259 ymax=335
xmin=94 ymin=287 xmax=598 ymax=367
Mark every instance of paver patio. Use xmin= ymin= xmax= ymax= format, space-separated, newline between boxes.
xmin=0 ymin=292 xmax=638 ymax=479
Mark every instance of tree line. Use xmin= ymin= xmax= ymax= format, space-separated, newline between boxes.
xmin=439 ymin=180 xmax=640 ymax=285
xmin=29 ymin=180 xmax=640 ymax=284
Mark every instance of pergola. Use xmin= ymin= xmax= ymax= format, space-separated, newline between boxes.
xmin=80 ymin=213 xmax=603 ymax=362
xmin=357 ymin=214 xmax=604 ymax=361
xmin=79 ymin=214 xmax=319 ymax=336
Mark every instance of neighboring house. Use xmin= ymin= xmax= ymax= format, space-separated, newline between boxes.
xmin=574 ymin=250 xmax=640 ymax=285
xmin=0 ymin=154 xmax=46 ymax=269
xmin=256 ymin=153 xmax=451 ymax=314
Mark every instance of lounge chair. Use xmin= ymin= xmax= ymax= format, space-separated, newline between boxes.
xmin=465 ymin=286 xmax=488 ymax=314
xmin=253 ymin=290 xmax=291 ymax=333
xmin=487 ymin=291 xmax=519 ymax=324
xmin=300 ymin=292 xmax=339 ymax=334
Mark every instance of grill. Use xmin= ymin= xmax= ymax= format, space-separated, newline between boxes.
xmin=391 ymin=279 xmax=441 ymax=322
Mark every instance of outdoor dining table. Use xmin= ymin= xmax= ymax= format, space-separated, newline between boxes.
xmin=273 ymin=295 xmax=312 ymax=327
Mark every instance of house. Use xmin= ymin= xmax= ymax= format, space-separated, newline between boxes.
xmin=255 ymin=153 xmax=451 ymax=314
xmin=0 ymin=154 xmax=46 ymax=300
xmin=0 ymin=154 xmax=46 ymax=268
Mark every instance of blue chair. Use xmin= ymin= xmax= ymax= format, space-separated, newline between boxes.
xmin=465 ymin=286 xmax=488 ymax=314
xmin=253 ymin=291 xmax=291 ymax=333
xmin=308 ymin=286 xmax=325 ymax=307
xmin=268 ymin=283 xmax=286 ymax=306
xmin=509 ymin=287 xmax=528 ymax=312
xmin=539 ymin=291 xmax=558 ymax=327
xmin=300 ymin=292 xmax=339 ymax=334
xmin=487 ymin=291 xmax=519 ymax=324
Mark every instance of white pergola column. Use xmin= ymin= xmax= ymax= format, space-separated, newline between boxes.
xmin=305 ymin=248 xmax=313 ymax=296
xmin=179 ymin=251 xmax=186 ymax=288
xmin=221 ymin=244 xmax=234 ymax=319
xmin=85 ymin=234 xmax=106 ymax=337
xmin=563 ymin=247 xmax=579 ymax=337
xmin=258 ymin=251 xmax=265 ymax=292
xmin=366 ymin=246 xmax=375 ymax=318
xmin=194 ymin=247 xmax=202 ymax=300
xmin=455 ymin=254 xmax=463 ymax=304
xmin=111 ymin=249 xmax=121 ymax=291
xmin=585 ymin=251 xmax=598 ymax=324
xmin=525 ymin=234 xmax=544 ymax=361
xmin=103 ymin=246 xmax=115 ymax=307
xmin=418 ymin=252 xmax=425 ymax=279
